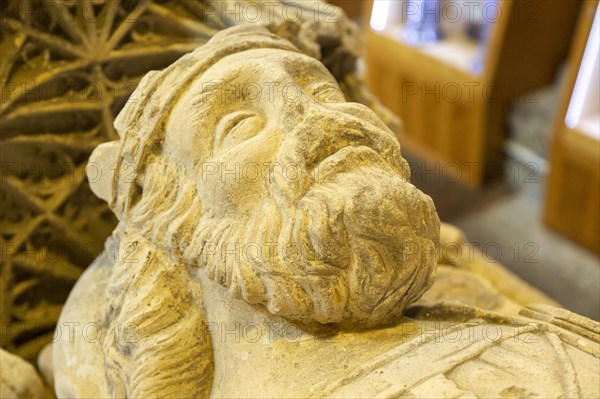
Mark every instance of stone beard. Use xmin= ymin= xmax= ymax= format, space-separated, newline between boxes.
xmin=88 ymin=25 xmax=440 ymax=397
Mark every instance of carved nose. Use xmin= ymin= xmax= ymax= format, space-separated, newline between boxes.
xmin=298 ymin=104 xmax=397 ymax=172
xmin=302 ymin=125 xmax=372 ymax=172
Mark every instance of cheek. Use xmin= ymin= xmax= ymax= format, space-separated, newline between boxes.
xmin=197 ymin=131 xmax=280 ymax=216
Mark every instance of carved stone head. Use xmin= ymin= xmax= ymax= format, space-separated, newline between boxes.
xmin=90 ymin=24 xmax=440 ymax=329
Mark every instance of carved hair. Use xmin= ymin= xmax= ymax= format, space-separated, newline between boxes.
xmin=103 ymin=229 xmax=213 ymax=398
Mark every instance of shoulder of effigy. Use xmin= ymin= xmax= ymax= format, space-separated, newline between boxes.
xmin=319 ymin=321 xmax=596 ymax=398
xmin=406 ymin=302 xmax=599 ymax=353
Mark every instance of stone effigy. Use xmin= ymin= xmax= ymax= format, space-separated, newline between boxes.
xmin=0 ymin=0 xmax=393 ymax=360
xmin=50 ymin=25 xmax=600 ymax=398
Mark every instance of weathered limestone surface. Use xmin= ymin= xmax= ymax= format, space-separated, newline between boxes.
xmin=0 ymin=0 xmax=385 ymax=361
xmin=0 ymin=348 xmax=51 ymax=399
xmin=51 ymin=25 xmax=600 ymax=398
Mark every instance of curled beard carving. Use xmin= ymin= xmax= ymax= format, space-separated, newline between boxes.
xmin=187 ymin=166 xmax=439 ymax=327
xmin=119 ymin=142 xmax=439 ymax=330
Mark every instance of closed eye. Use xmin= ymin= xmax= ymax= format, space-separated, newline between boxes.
xmin=214 ymin=110 xmax=263 ymax=152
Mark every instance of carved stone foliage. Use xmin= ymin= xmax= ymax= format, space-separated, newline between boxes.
xmin=0 ymin=0 xmax=224 ymax=360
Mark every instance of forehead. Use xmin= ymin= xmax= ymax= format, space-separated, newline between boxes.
xmin=167 ymin=49 xmax=335 ymax=134
xmin=202 ymin=48 xmax=332 ymax=84
xmin=183 ymin=48 xmax=335 ymax=106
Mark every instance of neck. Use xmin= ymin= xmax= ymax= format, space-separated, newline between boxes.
xmin=195 ymin=270 xmax=425 ymax=398
xmin=196 ymin=269 xmax=309 ymax=344
xmin=196 ymin=270 xmax=317 ymax=397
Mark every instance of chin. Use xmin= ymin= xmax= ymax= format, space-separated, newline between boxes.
xmin=273 ymin=165 xmax=440 ymax=327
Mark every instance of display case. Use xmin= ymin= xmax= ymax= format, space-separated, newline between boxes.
xmin=363 ymin=0 xmax=581 ymax=186
xmin=545 ymin=1 xmax=600 ymax=255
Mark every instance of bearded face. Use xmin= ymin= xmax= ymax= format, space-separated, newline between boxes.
xmin=92 ymin=48 xmax=440 ymax=329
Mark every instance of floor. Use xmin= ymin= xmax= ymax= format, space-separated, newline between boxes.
xmin=405 ymin=150 xmax=600 ymax=321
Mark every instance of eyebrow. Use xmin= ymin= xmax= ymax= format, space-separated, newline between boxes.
xmin=189 ymin=69 xmax=243 ymax=108
xmin=189 ymin=75 xmax=243 ymax=128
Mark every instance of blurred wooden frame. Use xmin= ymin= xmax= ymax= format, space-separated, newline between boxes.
xmin=544 ymin=0 xmax=600 ymax=255
xmin=327 ymin=0 xmax=364 ymax=18
xmin=362 ymin=0 xmax=581 ymax=186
